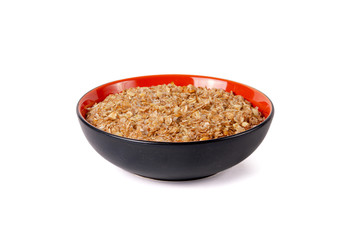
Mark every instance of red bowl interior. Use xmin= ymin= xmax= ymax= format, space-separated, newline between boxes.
xmin=78 ymin=74 xmax=273 ymax=120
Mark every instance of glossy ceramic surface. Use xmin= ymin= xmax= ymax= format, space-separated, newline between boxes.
xmin=77 ymin=74 xmax=274 ymax=180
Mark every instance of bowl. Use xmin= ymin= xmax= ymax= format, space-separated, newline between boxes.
xmin=77 ymin=74 xmax=274 ymax=181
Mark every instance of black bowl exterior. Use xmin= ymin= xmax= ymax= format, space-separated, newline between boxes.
xmin=78 ymin=111 xmax=273 ymax=181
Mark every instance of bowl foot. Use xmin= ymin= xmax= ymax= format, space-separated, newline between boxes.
xmin=135 ymin=173 xmax=216 ymax=181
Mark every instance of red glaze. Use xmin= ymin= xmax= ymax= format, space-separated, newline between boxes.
xmin=78 ymin=75 xmax=273 ymax=120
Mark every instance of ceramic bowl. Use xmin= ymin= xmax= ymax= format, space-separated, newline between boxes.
xmin=77 ymin=74 xmax=274 ymax=180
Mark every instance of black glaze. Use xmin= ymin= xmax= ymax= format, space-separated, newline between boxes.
xmin=77 ymin=104 xmax=274 ymax=181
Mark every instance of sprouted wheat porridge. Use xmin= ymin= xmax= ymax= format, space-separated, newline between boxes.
xmin=86 ymin=83 xmax=265 ymax=142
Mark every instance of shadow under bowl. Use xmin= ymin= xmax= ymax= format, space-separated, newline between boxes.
xmin=77 ymin=74 xmax=274 ymax=181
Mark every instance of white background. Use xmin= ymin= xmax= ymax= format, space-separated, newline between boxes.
xmin=1 ymin=0 xmax=359 ymax=239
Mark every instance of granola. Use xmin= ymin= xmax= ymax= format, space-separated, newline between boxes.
xmin=86 ymin=83 xmax=265 ymax=142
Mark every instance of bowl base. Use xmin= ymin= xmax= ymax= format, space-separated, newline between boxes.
xmin=135 ymin=173 xmax=216 ymax=181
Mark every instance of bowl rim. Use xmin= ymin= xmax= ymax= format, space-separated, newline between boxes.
xmin=76 ymin=74 xmax=274 ymax=145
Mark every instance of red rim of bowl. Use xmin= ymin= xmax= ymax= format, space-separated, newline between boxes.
xmin=76 ymin=74 xmax=274 ymax=145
